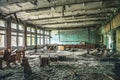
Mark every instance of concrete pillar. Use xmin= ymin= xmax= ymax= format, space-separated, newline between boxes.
xmin=24 ymin=25 xmax=27 ymax=48
xmin=6 ymin=19 xmax=11 ymax=48
xmin=88 ymin=28 xmax=91 ymax=44
xmin=35 ymin=26 xmax=37 ymax=45
xmin=0 ymin=59 xmax=2 ymax=69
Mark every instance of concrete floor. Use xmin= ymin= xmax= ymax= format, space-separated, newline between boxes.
xmin=0 ymin=49 xmax=119 ymax=80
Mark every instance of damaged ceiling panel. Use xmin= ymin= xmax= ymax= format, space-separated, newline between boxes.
xmin=0 ymin=0 xmax=120 ymax=29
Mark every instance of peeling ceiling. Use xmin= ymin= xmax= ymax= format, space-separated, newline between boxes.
xmin=0 ymin=0 xmax=120 ymax=30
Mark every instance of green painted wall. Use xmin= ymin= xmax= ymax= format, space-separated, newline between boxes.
xmin=51 ymin=28 xmax=99 ymax=44
xmin=116 ymin=29 xmax=120 ymax=51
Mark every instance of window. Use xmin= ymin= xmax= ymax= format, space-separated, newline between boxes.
xmin=40 ymin=30 xmax=43 ymax=34
xmin=45 ymin=36 xmax=49 ymax=44
xmin=0 ymin=20 xmax=6 ymax=47
xmin=27 ymin=27 xmax=31 ymax=31
xmin=37 ymin=36 xmax=40 ymax=45
xmin=27 ymin=35 xmax=31 ymax=46
xmin=0 ymin=20 xmax=5 ymax=27
xmin=31 ymin=28 xmax=35 ymax=32
xmin=32 ymin=34 xmax=35 ymax=45
xmin=45 ymin=31 xmax=49 ymax=35
xmin=11 ymin=23 xmax=17 ymax=29
xmin=27 ymin=27 xmax=36 ymax=46
xmin=0 ymin=34 xmax=5 ymax=47
xmin=11 ymin=36 xmax=17 ymax=47
xmin=18 ymin=36 xmax=23 ymax=46
xmin=19 ymin=25 xmax=24 ymax=30
xmin=37 ymin=29 xmax=41 ymax=45
xmin=11 ymin=23 xmax=24 ymax=47
xmin=44 ymin=30 xmax=50 ymax=44
xmin=41 ymin=35 xmax=43 ymax=45
xmin=18 ymin=33 xmax=24 ymax=46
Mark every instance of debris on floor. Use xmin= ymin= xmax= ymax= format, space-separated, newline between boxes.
xmin=0 ymin=50 xmax=120 ymax=80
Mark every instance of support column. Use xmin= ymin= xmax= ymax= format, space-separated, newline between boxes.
xmin=6 ymin=19 xmax=11 ymax=48
xmin=0 ymin=59 xmax=2 ymax=69
xmin=24 ymin=25 xmax=27 ymax=48
xmin=88 ymin=28 xmax=91 ymax=44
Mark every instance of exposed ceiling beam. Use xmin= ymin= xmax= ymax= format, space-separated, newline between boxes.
xmin=42 ymin=23 xmax=102 ymax=29
xmin=4 ymin=0 xmax=119 ymax=16
xmin=0 ymin=0 xmax=32 ymax=6
xmin=28 ymin=17 xmax=107 ymax=23
xmin=33 ymin=20 xmax=104 ymax=25
xmin=24 ymin=12 xmax=111 ymax=21
xmin=28 ymin=17 xmax=107 ymax=25
xmin=26 ymin=16 xmax=108 ymax=22
xmin=45 ymin=25 xmax=100 ymax=30
xmin=22 ymin=0 xmax=120 ymax=12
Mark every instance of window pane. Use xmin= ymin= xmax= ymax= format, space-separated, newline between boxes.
xmin=31 ymin=28 xmax=35 ymax=32
xmin=37 ymin=37 xmax=40 ymax=45
xmin=18 ymin=36 xmax=23 ymax=46
xmin=32 ymin=34 xmax=35 ymax=37
xmin=27 ymin=36 xmax=31 ymax=46
xmin=32 ymin=37 xmax=35 ymax=45
xmin=27 ymin=27 xmax=31 ymax=31
xmin=45 ymin=39 xmax=49 ymax=44
xmin=11 ymin=23 xmax=17 ymax=29
xmin=37 ymin=35 xmax=40 ymax=37
xmin=19 ymin=24 xmax=24 ymax=30
xmin=11 ymin=36 xmax=17 ymax=46
xmin=46 ymin=31 xmax=49 ymax=35
xmin=19 ymin=33 xmax=23 ymax=36
xmin=32 ymin=34 xmax=35 ymax=45
xmin=37 ymin=30 xmax=40 ymax=33
xmin=45 ymin=31 xmax=47 ymax=34
xmin=27 ymin=34 xmax=30 ymax=36
xmin=45 ymin=36 xmax=49 ymax=44
xmin=40 ymin=30 xmax=43 ymax=34
xmin=41 ymin=36 xmax=43 ymax=45
xmin=11 ymin=32 xmax=17 ymax=35
xmin=0 ymin=30 xmax=5 ymax=34
xmin=0 ymin=35 xmax=5 ymax=47
xmin=0 ymin=20 xmax=5 ymax=27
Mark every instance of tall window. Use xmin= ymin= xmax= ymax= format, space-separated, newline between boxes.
xmin=37 ymin=29 xmax=41 ymax=45
xmin=40 ymin=30 xmax=43 ymax=45
xmin=45 ymin=36 xmax=49 ymax=44
xmin=0 ymin=20 xmax=6 ymax=47
xmin=45 ymin=31 xmax=50 ymax=44
xmin=11 ymin=23 xmax=24 ymax=47
xmin=41 ymin=35 xmax=43 ymax=45
xmin=26 ymin=27 xmax=36 ymax=46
